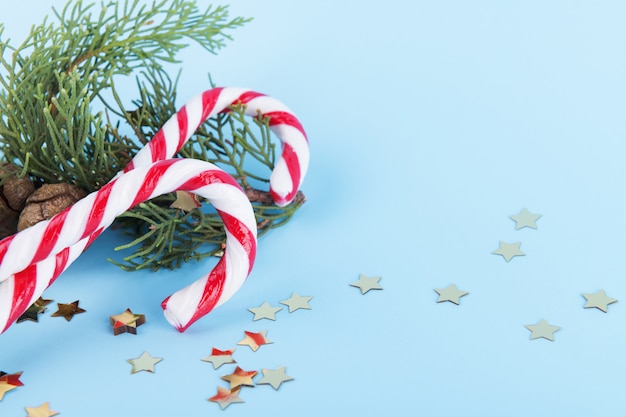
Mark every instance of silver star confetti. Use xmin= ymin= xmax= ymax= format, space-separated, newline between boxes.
xmin=248 ymin=301 xmax=282 ymax=321
xmin=350 ymin=274 xmax=383 ymax=294
xmin=434 ymin=284 xmax=469 ymax=305
xmin=257 ymin=366 xmax=294 ymax=390
xmin=582 ymin=290 xmax=617 ymax=313
xmin=510 ymin=208 xmax=542 ymax=230
xmin=525 ymin=319 xmax=560 ymax=341
xmin=492 ymin=241 xmax=525 ymax=262
xmin=280 ymin=293 xmax=313 ymax=313
xmin=127 ymin=351 xmax=163 ymax=374
xmin=201 ymin=348 xmax=236 ymax=369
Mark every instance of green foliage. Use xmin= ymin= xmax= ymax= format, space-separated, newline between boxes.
xmin=0 ymin=0 xmax=305 ymax=271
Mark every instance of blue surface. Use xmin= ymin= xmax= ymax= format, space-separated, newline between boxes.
xmin=3 ymin=1 xmax=626 ymax=415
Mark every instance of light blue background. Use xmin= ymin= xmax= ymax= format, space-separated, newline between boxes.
xmin=2 ymin=1 xmax=626 ymax=415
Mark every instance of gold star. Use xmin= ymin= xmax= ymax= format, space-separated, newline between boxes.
xmin=127 ymin=351 xmax=163 ymax=374
xmin=350 ymin=274 xmax=383 ymax=294
xmin=51 ymin=300 xmax=86 ymax=321
xmin=0 ymin=381 xmax=17 ymax=400
xmin=257 ymin=366 xmax=294 ymax=390
xmin=170 ymin=190 xmax=202 ymax=211
xmin=237 ymin=330 xmax=272 ymax=352
xmin=525 ymin=319 xmax=561 ymax=341
xmin=279 ymin=293 xmax=313 ymax=313
xmin=208 ymin=386 xmax=244 ymax=410
xmin=509 ymin=208 xmax=542 ymax=230
xmin=17 ymin=303 xmax=47 ymax=323
xmin=109 ymin=308 xmax=146 ymax=335
xmin=492 ymin=241 xmax=525 ymax=262
xmin=434 ymin=284 xmax=469 ymax=305
xmin=582 ymin=290 xmax=618 ymax=313
xmin=248 ymin=301 xmax=282 ymax=321
xmin=25 ymin=402 xmax=59 ymax=417
xmin=201 ymin=348 xmax=236 ymax=369
xmin=220 ymin=366 xmax=258 ymax=389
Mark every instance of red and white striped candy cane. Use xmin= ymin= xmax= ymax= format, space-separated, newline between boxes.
xmin=0 ymin=87 xmax=308 ymax=333
xmin=123 ymin=87 xmax=309 ymax=207
xmin=0 ymin=158 xmax=257 ymax=333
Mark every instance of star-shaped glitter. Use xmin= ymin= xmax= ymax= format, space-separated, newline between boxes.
xmin=208 ymin=386 xmax=244 ymax=410
xmin=237 ymin=330 xmax=272 ymax=352
xmin=51 ymin=300 xmax=86 ymax=321
xmin=492 ymin=241 xmax=525 ymax=262
xmin=201 ymin=348 xmax=236 ymax=369
xmin=279 ymin=293 xmax=313 ymax=313
xmin=17 ymin=297 xmax=53 ymax=323
xmin=248 ymin=301 xmax=282 ymax=321
xmin=170 ymin=190 xmax=202 ymax=211
xmin=525 ymin=319 xmax=561 ymax=341
xmin=434 ymin=284 xmax=469 ymax=305
xmin=127 ymin=351 xmax=163 ymax=374
xmin=109 ymin=308 xmax=146 ymax=335
xmin=25 ymin=402 xmax=59 ymax=417
xmin=257 ymin=366 xmax=294 ymax=390
xmin=510 ymin=208 xmax=542 ymax=230
xmin=582 ymin=290 xmax=618 ymax=313
xmin=350 ymin=274 xmax=383 ymax=294
xmin=0 ymin=371 xmax=23 ymax=400
xmin=220 ymin=366 xmax=258 ymax=389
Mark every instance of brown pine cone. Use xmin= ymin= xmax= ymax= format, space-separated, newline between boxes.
xmin=0 ymin=163 xmax=35 ymax=239
xmin=17 ymin=183 xmax=87 ymax=231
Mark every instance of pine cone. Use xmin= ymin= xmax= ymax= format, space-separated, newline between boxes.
xmin=0 ymin=163 xmax=35 ymax=239
xmin=18 ymin=183 xmax=87 ymax=231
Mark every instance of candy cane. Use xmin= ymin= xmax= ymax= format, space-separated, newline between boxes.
xmin=123 ymin=87 xmax=309 ymax=207
xmin=0 ymin=158 xmax=257 ymax=333
xmin=0 ymin=88 xmax=308 ymax=333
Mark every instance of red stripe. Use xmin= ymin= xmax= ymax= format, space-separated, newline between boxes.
xmin=4 ymin=265 xmax=38 ymax=330
xmin=270 ymin=143 xmax=301 ymax=205
xmin=51 ymin=246 xmax=71 ymax=285
xmin=176 ymin=106 xmax=188 ymax=151
xmin=123 ymin=160 xmax=134 ymax=173
xmin=177 ymin=169 xmax=241 ymax=191
xmin=218 ymin=210 xmax=257 ymax=274
xmin=32 ymin=209 xmax=70 ymax=264
xmin=81 ymin=183 xmax=112 ymax=240
xmin=236 ymin=90 xmax=266 ymax=105
xmin=201 ymin=88 xmax=224 ymax=120
xmin=148 ymin=130 xmax=167 ymax=162
xmin=130 ymin=159 xmax=178 ymax=207
xmin=263 ymin=110 xmax=308 ymax=140
xmin=0 ymin=234 xmax=15 ymax=265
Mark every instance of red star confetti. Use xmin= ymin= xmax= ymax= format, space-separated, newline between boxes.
xmin=51 ymin=300 xmax=86 ymax=321
xmin=201 ymin=348 xmax=236 ymax=369
xmin=109 ymin=308 xmax=146 ymax=335
xmin=220 ymin=366 xmax=258 ymax=389
xmin=208 ymin=386 xmax=244 ymax=410
xmin=25 ymin=402 xmax=59 ymax=417
xmin=237 ymin=330 xmax=272 ymax=352
xmin=0 ymin=371 xmax=23 ymax=400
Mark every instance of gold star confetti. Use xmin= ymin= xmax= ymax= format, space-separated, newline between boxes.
xmin=279 ymin=292 xmax=313 ymax=313
xmin=25 ymin=402 xmax=59 ymax=417
xmin=51 ymin=300 xmax=86 ymax=321
xmin=350 ymin=274 xmax=383 ymax=294
xmin=0 ymin=370 xmax=23 ymax=387
xmin=491 ymin=241 xmax=525 ymax=262
xmin=208 ymin=386 xmax=244 ymax=410
xmin=525 ymin=319 xmax=560 ymax=341
xmin=237 ymin=330 xmax=272 ymax=352
xmin=434 ymin=284 xmax=469 ymax=305
xmin=582 ymin=290 xmax=618 ymax=313
xmin=109 ymin=308 xmax=146 ymax=335
xmin=170 ymin=190 xmax=202 ymax=211
xmin=17 ymin=303 xmax=47 ymax=323
xmin=248 ymin=301 xmax=282 ymax=321
xmin=220 ymin=366 xmax=258 ymax=389
xmin=257 ymin=366 xmax=294 ymax=390
xmin=510 ymin=208 xmax=542 ymax=230
xmin=201 ymin=348 xmax=236 ymax=369
xmin=127 ymin=351 xmax=163 ymax=374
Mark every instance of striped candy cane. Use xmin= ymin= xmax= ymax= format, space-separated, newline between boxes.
xmin=0 ymin=87 xmax=308 ymax=333
xmin=0 ymin=159 xmax=257 ymax=333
